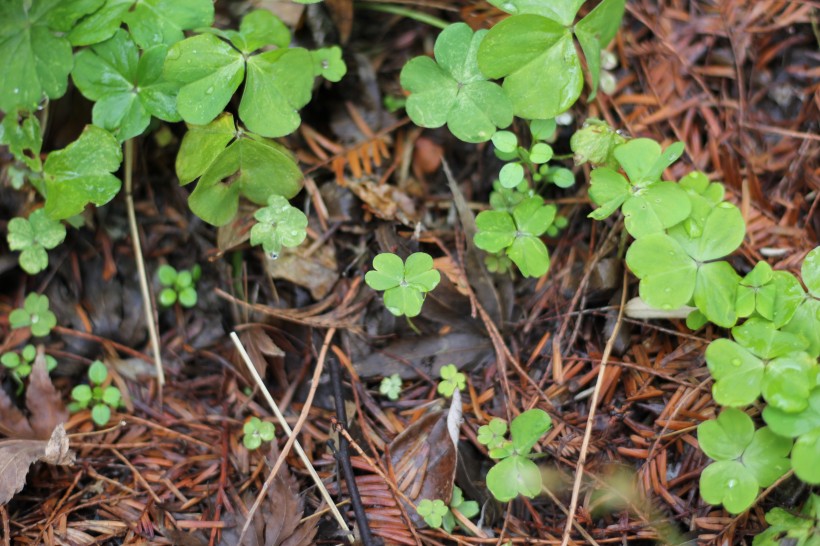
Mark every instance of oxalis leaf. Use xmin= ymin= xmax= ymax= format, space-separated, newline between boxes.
xmin=163 ymin=10 xmax=316 ymax=138
xmin=175 ymin=113 xmax=303 ymax=226
xmin=71 ymin=29 xmax=181 ymax=141
xmin=486 ymin=455 xmax=542 ymax=502
xmin=400 ymin=23 xmax=513 ymax=143
xmin=803 ymin=246 xmax=820 ymax=299
xmin=0 ymin=0 xmax=103 ymax=112
xmin=763 ymin=388 xmax=820 ymax=439
xmin=698 ymin=409 xmax=791 ymax=514
xmin=7 ymin=209 xmax=66 ymax=275
xmin=250 ymin=195 xmax=308 ymax=258
xmin=364 ymin=252 xmax=441 ymax=317
xmin=0 ymin=111 xmax=43 ymax=171
xmin=43 ymin=125 xmax=123 ymax=220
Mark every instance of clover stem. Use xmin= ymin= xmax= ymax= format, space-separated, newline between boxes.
xmin=124 ymin=138 xmax=165 ymax=389
xmin=405 ymin=315 xmax=421 ymax=335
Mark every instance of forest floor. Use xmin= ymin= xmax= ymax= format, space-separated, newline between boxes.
xmin=1 ymin=0 xmax=818 ymax=545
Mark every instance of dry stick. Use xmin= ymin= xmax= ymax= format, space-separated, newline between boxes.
xmin=560 ymin=272 xmax=628 ymax=546
xmin=124 ymin=139 xmax=164 ymax=387
xmin=231 ymin=329 xmax=354 ymax=544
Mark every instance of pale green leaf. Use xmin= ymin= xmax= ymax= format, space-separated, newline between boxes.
xmin=123 ymin=0 xmax=214 ymax=49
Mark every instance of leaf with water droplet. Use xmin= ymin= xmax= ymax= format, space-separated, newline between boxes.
xmin=122 ymin=0 xmax=214 ymax=49
xmin=706 ymin=339 xmax=764 ymax=408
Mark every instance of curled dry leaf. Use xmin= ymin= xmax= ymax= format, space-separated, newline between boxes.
xmin=264 ymin=242 xmax=339 ymax=300
xmin=343 ymin=178 xmax=418 ymax=225
xmin=0 ymin=423 xmax=75 ymax=505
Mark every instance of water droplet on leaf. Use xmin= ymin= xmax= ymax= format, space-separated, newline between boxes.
xmin=205 ymin=86 xmax=214 ymax=95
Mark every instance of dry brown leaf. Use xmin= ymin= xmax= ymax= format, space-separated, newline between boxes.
xmin=264 ymin=242 xmax=338 ymax=300
xmin=343 ymin=178 xmax=418 ymax=225
xmin=0 ymin=347 xmax=68 ymax=440
xmin=0 ymin=423 xmax=75 ymax=505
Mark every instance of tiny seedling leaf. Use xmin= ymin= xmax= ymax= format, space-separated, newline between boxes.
xmin=486 ymin=455 xmax=542 ymax=502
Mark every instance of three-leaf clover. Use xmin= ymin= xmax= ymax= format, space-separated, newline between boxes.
xmin=157 ymin=264 xmax=200 ymax=308
xmin=42 ymin=125 xmax=123 ymax=220
xmin=706 ymin=319 xmax=815 ymax=412
xmin=174 ymin=113 xmax=303 ymax=226
xmin=476 ymin=0 xmax=625 ymax=119
xmin=379 ymin=374 xmax=402 ymax=401
xmin=364 ymin=252 xmax=441 ymax=317
xmin=625 ymin=202 xmax=746 ymax=326
xmin=310 ymin=46 xmax=347 ymax=82
xmin=0 ymin=110 xmax=43 ymax=171
xmin=698 ymin=408 xmax=791 ymax=514
xmin=437 ymin=364 xmax=466 ymax=398
xmin=9 ymin=293 xmax=57 ymax=337
xmin=763 ymin=388 xmax=820 ymax=440
xmin=163 ymin=10 xmax=318 ymax=138
xmin=441 ymin=486 xmax=480 ymax=533
xmin=587 ymin=138 xmax=689 ymax=238
xmin=1 ymin=344 xmax=57 ymax=386
xmin=416 ymin=499 xmax=449 ymax=529
xmin=475 ymin=196 xmax=556 ymax=278
xmin=484 ymin=409 xmax=552 ymax=502
xmin=477 ymin=417 xmax=508 ymax=450
xmin=243 ymin=416 xmax=275 ymax=450
xmin=753 ymin=493 xmax=820 ymax=546
xmin=71 ymin=29 xmax=182 ymax=141
xmin=736 ymin=261 xmax=777 ymax=320
xmin=400 ymin=22 xmax=513 ymax=143
xmin=70 ymin=360 xmax=123 ymax=426
xmin=250 ymin=195 xmax=308 ymax=258
xmin=7 ymin=209 xmax=66 ymax=274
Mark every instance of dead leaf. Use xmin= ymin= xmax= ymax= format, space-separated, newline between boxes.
xmin=0 ymin=423 xmax=75 ymax=505
xmin=238 ymin=327 xmax=286 ymax=394
xmin=264 ymin=242 xmax=339 ymax=300
xmin=0 ymin=347 xmax=68 ymax=440
xmin=220 ymin=449 xmax=317 ymax=546
xmin=343 ymin=178 xmax=418 ymax=225
xmin=388 ymin=391 xmax=461 ymax=527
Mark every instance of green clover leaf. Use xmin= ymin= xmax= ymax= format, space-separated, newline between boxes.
xmin=792 ymin=428 xmax=820 ymax=484
xmin=770 ymin=271 xmax=805 ymax=329
xmin=698 ymin=409 xmax=791 ymax=514
xmin=364 ymin=252 xmax=441 ymax=317
xmin=71 ymin=384 xmax=93 ymax=406
xmin=486 ymin=455 xmax=542 ymax=502
xmin=123 ymin=0 xmax=214 ymax=49
xmin=736 ymin=262 xmax=776 ymax=319
xmin=71 ymin=29 xmax=181 ymax=141
xmin=250 ymin=195 xmax=308 ymax=258
xmin=7 ymin=209 xmax=66 ymax=274
xmin=9 ymin=293 xmax=57 ymax=337
xmin=803 ymin=246 xmax=820 ymax=298
xmin=477 ymin=417 xmax=508 ymax=450
xmin=475 ymin=196 xmax=555 ymax=278
xmin=310 ymin=46 xmax=347 ymax=82
xmin=782 ymin=298 xmax=820 ymax=359
xmin=400 ymin=23 xmax=513 ymax=143
xmin=510 ymin=408 xmax=552 ymax=456
xmin=0 ymin=110 xmax=43 ymax=171
xmin=88 ymin=360 xmax=109 ymax=385
xmin=677 ymin=171 xmax=725 ymax=238
xmin=379 ymin=374 xmax=402 ymax=401
xmin=449 ymin=486 xmax=479 ymax=519
xmin=574 ymin=0 xmax=626 ymax=99
xmin=243 ymin=417 xmax=276 ymax=450
xmin=0 ymin=0 xmax=97 ymax=112
xmin=488 ymin=0 xmax=584 ymax=24
xmin=763 ymin=388 xmax=820 ymax=439
xmin=175 ymin=113 xmax=303 ymax=226
xmin=91 ymin=403 xmax=111 ymax=425
xmin=491 ymin=130 xmax=518 ymax=154
xmin=163 ymin=10 xmax=314 ymax=138
xmin=416 ymin=499 xmax=448 ymax=529
xmin=42 ymin=125 xmax=123 ymax=220
xmin=753 ymin=494 xmax=820 ymax=546
xmin=437 ymin=363 xmax=466 ymax=398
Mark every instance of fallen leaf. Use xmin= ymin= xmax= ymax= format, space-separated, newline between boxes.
xmin=343 ymin=178 xmax=418 ymax=225
xmin=0 ymin=423 xmax=75 ymax=505
xmin=265 ymin=242 xmax=339 ymax=300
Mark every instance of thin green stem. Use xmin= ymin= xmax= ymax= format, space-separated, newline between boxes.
xmin=356 ymin=2 xmax=450 ymax=29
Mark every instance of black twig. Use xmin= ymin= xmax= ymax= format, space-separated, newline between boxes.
xmin=328 ymin=356 xmax=377 ymax=546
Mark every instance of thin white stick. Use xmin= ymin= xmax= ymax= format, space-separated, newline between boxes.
xmin=229 ymin=331 xmax=352 ymax=542
xmin=124 ymin=139 xmax=164 ymax=386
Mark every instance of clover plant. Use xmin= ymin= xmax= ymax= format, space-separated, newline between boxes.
xmin=0 ymin=110 xmax=43 ymax=171
xmin=9 ymin=293 xmax=57 ymax=337
xmin=697 ymin=408 xmax=790 ymax=514
xmin=157 ymin=264 xmax=201 ymax=308
xmin=475 ymin=195 xmax=556 ymax=278
xmin=242 ymin=416 xmax=275 ymax=450
xmin=364 ymin=252 xmax=441 ymax=318
xmin=478 ymin=409 xmax=552 ymax=502
xmin=437 ymin=364 xmax=466 ymax=398
xmin=416 ymin=498 xmax=449 ymax=529
xmin=379 ymin=374 xmax=402 ymax=401
xmin=70 ymin=360 xmax=123 ymax=426
xmin=753 ymin=493 xmax=820 ymax=546
xmin=1 ymin=344 xmax=57 ymax=389
xmin=490 ymin=123 xmax=574 ymax=190
xmin=7 ymin=209 xmax=66 ymax=274
xmin=250 ymin=195 xmax=308 ymax=259
xmin=570 ymin=117 xmax=626 ymax=168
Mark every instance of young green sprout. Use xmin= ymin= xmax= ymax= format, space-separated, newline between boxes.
xmin=7 ymin=209 xmax=66 ymax=274
xmin=365 ymin=252 xmax=441 ymax=318
xmin=379 ymin=373 xmax=402 ymax=400
xmin=1 ymin=344 xmax=57 ymax=389
xmin=69 ymin=360 xmax=122 ymax=426
xmin=157 ymin=264 xmax=201 ymax=308
xmin=243 ymin=417 xmax=275 ymax=450
xmin=437 ymin=364 xmax=466 ymax=398
xmin=9 ymin=293 xmax=57 ymax=337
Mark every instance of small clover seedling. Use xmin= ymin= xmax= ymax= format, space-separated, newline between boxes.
xmin=706 ymin=318 xmax=814 ymax=413
xmin=475 ymin=195 xmax=556 ymax=278
xmin=479 ymin=409 xmax=552 ymax=502
xmin=736 ymin=261 xmax=777 ymax=320
xmin=379 ymin=374 xmax=402 ymax=401
xmin=697 ymin=408 xmax=791 ymax=514
xmin=416 ymin=498 xmax=448 ymax=529
xmin=791 ymin=428 xmax=820 ymax=484
xmin=437 ymin=364 xmax=466 ymax=398
xmin=9 ymin=293 xmax=57 ymax=337
xmin=587 ymin=138 xmax=690 ymax=238
xmin=753 ymin=493 xmax=820 ymax=546
xmin=763 ymin=388 xmax=820 ymax=440
xmin=243 ymin=417 xmax=275 ymax=450
xmin=1 ymin=344 xmax=57 ymax=387
xmin=364 ymin=252 xmax=441 ymax=318
xmin=310 ymin=46 xmax=347 ymax=82
xmin=442 ymin=486 xmax=480 ymax=533
xmin=157 ymin=264 xmax=201 ymax=308
xmin=1 ymin=110 xmax=43 ymax=171
xmin=400 ymin=23 xmax=513 ymax=143
xmin=250 ymin=195 xmax=308 ymax=259
xmin=477 ymin=417 xmax=508 ymax=450
xmin=7 ymin=209 xmax=66 ymax=274
xmin=570 ymin=118 xmax=626 ymax=168
xmin=70 ymin=360 xmax=123 ymax=426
